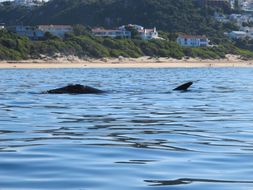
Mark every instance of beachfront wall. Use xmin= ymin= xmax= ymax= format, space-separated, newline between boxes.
xmin=177 ymin=35 xmax=210 ymax=47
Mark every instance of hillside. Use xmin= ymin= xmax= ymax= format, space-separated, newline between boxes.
xmin=1 ymin=0 xmax=250 ymax=61
xmin=1 ymin=27 xmax=253 ymax=61
xmin=1 ymin=0 xmax=236 ymax=37
xmin=0 ymin=3 xmax=30 ymax=25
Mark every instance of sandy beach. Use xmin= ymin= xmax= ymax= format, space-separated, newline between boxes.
xmin=0 ymin=55 xmax=253 ymax=69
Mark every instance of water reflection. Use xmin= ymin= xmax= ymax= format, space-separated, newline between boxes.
xmin=145 ymin=178 xmax=253 ymax=186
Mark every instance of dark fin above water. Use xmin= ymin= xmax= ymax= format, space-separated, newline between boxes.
xmin=173 ymin=82 xmax=193 ymax=91
xmin=46 ymin=84 xmax=105 ymax=94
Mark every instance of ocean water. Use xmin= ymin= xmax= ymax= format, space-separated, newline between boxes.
xmin=0 ymin=68 xmax=253 ymax=190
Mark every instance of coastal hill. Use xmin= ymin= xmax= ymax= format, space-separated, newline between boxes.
xmin=1 ymin=0 xmax=235 ymax=36
xmin=0 ymin=0 xmax=252 ymax=61
xmin=26 ymin=0 xmax=216 ymax=33
xmin=0 ymin=3 xmax=30 ymax=25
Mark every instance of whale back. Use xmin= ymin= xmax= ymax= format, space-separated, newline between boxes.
xmin=46 ymin=84 xmax=104 ymax=94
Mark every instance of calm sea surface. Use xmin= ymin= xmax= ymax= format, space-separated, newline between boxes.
xmin=0 ymin=68 xmax=253 ymax=190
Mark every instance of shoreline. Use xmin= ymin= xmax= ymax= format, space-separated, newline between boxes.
xmin=1 ymin=56 xmax=253 ymax=69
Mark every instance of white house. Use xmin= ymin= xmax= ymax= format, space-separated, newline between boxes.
xmin=228 ymin=31 xmax=247 ymax=39
xmin=92 ymin=28 xmax=131 ymax=38
xmin=177 ymin=35 xmax=210 ymax=47
xmin=138 ymin=28 xmax=159 ymax=40
xmin=119 ymin=24 xmax=160 ymax=40
xmin=92 ymin=24 xmax=160 ymax=40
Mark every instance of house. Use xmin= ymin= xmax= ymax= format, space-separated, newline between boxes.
xmin=14 ymin=0 xmax=44 ymax=7
xmin=91 ymin=28 xmax=131 ymax=38
xmin=138 ymin=28 xmax=159 ymax=40
xmin=14 ymin=26 xmax=44 ymax=39
xmin=120 ymin=24 xmax=160 ymax=40
xmin=226 ymin=13 xmax=253 ymax=28
xmin=37 ymin=25 xmax=73 ymax=38
xmin=92 ymin=24 xmax=160 ymax=40
xmin=229 ymin=14 xmax=251 ymax=24
xmin=228 ymin=31 xmax=248 ymax=39
xmin=177 ymin=35 xmax=210 ymax=47
xmin=12 ymin=25 xmax=73 ymax=39
xmin=241 ymin=0 xmax=253 ymax=11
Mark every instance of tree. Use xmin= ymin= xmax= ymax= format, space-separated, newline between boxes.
xmin=73 ymin=25 xmax=91 ymax=36
xmin=43 ymin=32 xmax=59 ymax=40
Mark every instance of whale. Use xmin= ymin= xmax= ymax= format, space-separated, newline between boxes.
xmin=45 ymin=82 xmax=193 ymax=94
xmin=173 ymin=82 xmax=193 ymax=91
xmin=46 ymin=84 xmax=105 ymax=94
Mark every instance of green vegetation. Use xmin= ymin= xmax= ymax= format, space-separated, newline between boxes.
xmin=0 ymin=2 xmax=30 ymax=25
xmin=0 ymin=0 xmax=237 ymax=38
xmin=0 ymin=0 xmax=252 ymax=60
xmin=1 ymin=27 xmax=253 ymax=61
xmin=0 ymin=30 xmax=31 ymax=60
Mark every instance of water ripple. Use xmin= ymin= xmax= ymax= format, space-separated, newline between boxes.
xmin=145 ymin=178 xmax=253 ymax=186
xmin=0 ymin=68 xmax=253 ymax=190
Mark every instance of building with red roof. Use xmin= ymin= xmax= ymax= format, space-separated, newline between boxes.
xmin=92 ymin=24 xmax=160 ymax=40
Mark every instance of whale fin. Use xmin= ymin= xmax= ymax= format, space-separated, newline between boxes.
xmin=173 ymin=82 xmax=193 ymax=91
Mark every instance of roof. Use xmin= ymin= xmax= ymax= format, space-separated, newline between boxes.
xmin=138 ymin=29 xmax=156 ymax=33
xmin=230 ymin=31 xmax=247 ymax=34
xmin=178 ymin=35 xmax=208 ymax=39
